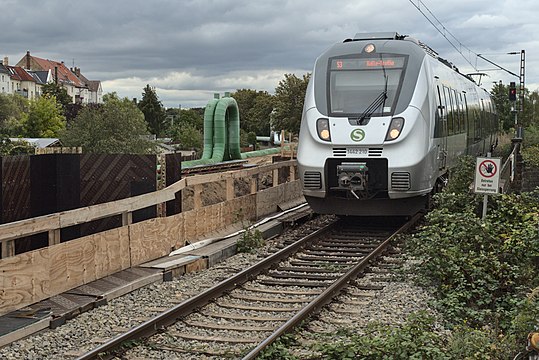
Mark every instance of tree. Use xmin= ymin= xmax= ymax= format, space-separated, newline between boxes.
xmin=165 ymin=108 xmax=203 ymax=133
xmin=230 ymin=89 xmax=274 ymax=135
xmin=61 ymin=93 xmax=154 ymax=154
xmin=0 ymin=93 xmax=28 ymax=136
xmin=0 ymin=138 xmax=35 ymax=155
xmin=491 ymin=82 xmax=516 ymax=132
xmin=41 ymin=82 xmax=72 ymax=111
xmin=272 ymin=73 xmax=311 ymax=134
xmin=491 ymin=83 xmax=539 ymax=131
xmin=170 ymin=122 xmax=203 ymax=150
xmin=22 ymin=95 xmax=66 ymax=137
xmin=167 ymin=108 xmax=204 ymax=150
xmin=138 ymin=84 xmax=167 ymax=137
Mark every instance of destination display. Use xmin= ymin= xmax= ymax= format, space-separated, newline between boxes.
xmin=331 ymin=57 xmax=405 ymax=70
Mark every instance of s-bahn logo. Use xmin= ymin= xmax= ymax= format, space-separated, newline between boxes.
xmin=350 ymin=129 xmax=365 ymax=142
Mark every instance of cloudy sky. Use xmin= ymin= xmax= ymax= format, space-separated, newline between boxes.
xmin=2 ymin=0 xmax=537 ymax=108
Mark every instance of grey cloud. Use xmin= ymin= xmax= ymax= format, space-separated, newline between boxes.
xmin=1 ymin=0 xmax=537 ymax=107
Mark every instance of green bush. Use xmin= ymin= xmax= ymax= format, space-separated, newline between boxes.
xmin=315 ymin=312 xmax=448 ymax=359
xmin=408 ymin=189 xmax=539 ymax=328
xmin=522 ymin=145 xmax=539 ymax=167
xmin=257 ymin=334 xmax=299 ymax=360
xmin=236 ymin=228 xmax=264 ymax=253
xmin=523 ymin=125 xmax=539 ymax=147
xmin=403 ymin=153 xmax=539 ymax=358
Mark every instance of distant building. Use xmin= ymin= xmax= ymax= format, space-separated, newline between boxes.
xmin=0 ymin=56 xmax=51 ymax=100
xmin=0 ymin=58 xmax=10 ymax=93
xmin=14 ymin=51 xmax=102 ymax=104
xmin=73 ymin=67 xmax=103 ymax=104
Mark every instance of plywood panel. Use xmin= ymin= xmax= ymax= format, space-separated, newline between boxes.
xmin=194 ymin=207 xmax=207 ymax=240
xmin=48 ymin=242 xmax=68 ymax=296
xmin=0 ymin=248 xmax=50 ymax=315
xmin=65 ymin=238 xmax=97 ymax=288
xmin=48 ymin=237 xmax=99 ymax=295
xmin=209 ymin=204 xmax=223 ymax=234
xmin=256 ymin=187 xmax=282 ymax=218
xmin=167 ymin=213 xmax=186 ymax=252
xmin=129 ymin=216 xmax=183 ymax=266
xmin=283 ymin=180 xmax=302 ymax=202
xmin=183 ymin=210 xmax=197 ymax=242
xmin=93 ymin=227 xmax=131 ymax=279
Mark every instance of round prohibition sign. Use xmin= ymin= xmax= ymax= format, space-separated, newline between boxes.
xmin=479 ymin=160 xmax=497 ymax=178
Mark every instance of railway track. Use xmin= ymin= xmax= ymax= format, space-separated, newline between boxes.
xmin=77 ymin=214 xmax=420 ymax=359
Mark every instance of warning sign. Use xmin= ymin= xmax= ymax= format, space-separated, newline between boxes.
xmin=474 ymin=157 xmax=501 ymax=194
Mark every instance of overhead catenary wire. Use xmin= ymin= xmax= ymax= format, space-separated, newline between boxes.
xmin=408 ymin=0 xmax=521 ymax=82
xmin=408 ymin=0 xmax=478 ymax=71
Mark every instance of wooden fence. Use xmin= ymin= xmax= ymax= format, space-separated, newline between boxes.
xmin=0 ymin=160 xmax=300 ymax=315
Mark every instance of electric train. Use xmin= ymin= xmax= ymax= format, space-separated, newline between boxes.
xmin=297 ymin=32 xmax=498 ymax=216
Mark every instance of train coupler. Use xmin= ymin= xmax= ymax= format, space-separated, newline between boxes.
xmin=337 ymin=162 xmax=369 ymax=198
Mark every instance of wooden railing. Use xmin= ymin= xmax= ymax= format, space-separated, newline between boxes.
xmin=0 ymin=160 xmax=297 ymax=259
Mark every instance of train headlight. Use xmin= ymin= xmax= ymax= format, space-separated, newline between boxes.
xmin=317 ymin=118 xmax=331 ymax=141
xmin=385 ymin=117 xmax=404 ymax=141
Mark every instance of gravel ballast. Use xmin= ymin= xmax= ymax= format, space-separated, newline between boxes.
xmin=0 ymin=215 xmax=439 ymax=359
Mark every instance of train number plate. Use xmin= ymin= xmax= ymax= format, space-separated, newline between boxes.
xmin=347 ymin=147 xmax=368 ymax=155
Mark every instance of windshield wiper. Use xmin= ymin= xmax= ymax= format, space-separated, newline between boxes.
xmin=356 ymin=55 xmax=389 ymax=125
xmin=357 ymin=86 xmax=387 ymax=124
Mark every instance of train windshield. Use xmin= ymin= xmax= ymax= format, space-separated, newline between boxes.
xmin=328 ymin=55 xmax=407 ymax=117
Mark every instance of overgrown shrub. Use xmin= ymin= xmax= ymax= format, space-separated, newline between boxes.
xmin=257 ymin=334 xmax=299 ymax=360
xmin=236 ymin=228 xmax=264 ymax=253
xmin=523 ymin=125 xmax=539 ymax=147
xmin=522 ymin=145 xmax=539 ymax=167
xmin=404 ymin=155 xmax=539 ymax=357
xmin=315 ymin=312 xmax=448 ymax=359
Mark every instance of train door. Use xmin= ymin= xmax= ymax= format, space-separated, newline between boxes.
xmin=435 ymin=83 xmax=448 ymax=170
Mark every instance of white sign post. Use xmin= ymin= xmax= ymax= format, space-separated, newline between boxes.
xmin=474 ymin=156 xmax=501 ymax=219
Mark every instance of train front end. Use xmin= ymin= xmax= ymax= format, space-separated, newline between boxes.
xmin=297 ymin=32 xmax=436 ymax=216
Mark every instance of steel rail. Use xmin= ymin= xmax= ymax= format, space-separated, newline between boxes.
xmin=241 ymin=212 xmax=422 ymax=360
xmin=76 ymin=219 xmax=338 ymax=360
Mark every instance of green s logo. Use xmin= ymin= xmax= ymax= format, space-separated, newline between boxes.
xmin=350 ymin=129 xmax=365 ymax=142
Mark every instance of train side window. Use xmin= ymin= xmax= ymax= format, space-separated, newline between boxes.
xmin=476 ymin=99 xmax=484 ymax=141
xmin=488 ymin=100 xmax=495 ymax=135
xmin=443 ymin=86 xmax=454 ymax=135
xmin=459 ymin=93 xmax=466 ymax=134
xmin=453 ymin=89 xmax=461 ymax=133
xmin=451 ymin=89 xmax=459 ymax=133
xmin=435 ymin=85 xmax=444 ymax=138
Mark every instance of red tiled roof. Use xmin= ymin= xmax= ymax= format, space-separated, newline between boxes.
xmin=29 ymin=56 xmax=85 ymax=87
xmin=7 ymin=66 xmax=35 ymax=82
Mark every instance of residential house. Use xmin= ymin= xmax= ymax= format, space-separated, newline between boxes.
xmin=16 ymin=51 xmax=102 ymax=104
xmin=73 ymin=67 xmax=103 ymax=104
xmin=0 ymin=57 xmax=50 ymax=99
xmin=0 ymin=57 xmax=9 ymax=93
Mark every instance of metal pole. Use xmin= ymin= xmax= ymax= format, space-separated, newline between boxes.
xmin=482 ymin=152 xmax=492 ymax=220
xmin=482 ymin=194 xmax=488 ymax=220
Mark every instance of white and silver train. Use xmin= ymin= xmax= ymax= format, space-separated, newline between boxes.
xmin=297 ymin=32 xmax=498 ymax=216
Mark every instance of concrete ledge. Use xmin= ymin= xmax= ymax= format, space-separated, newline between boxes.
xmin=67 ymin=268 xmax=163 ymax=302
xmin=0 ymin=309 xmax=52 ymax=348
xmin=140 ymin=255 xmax=205 ymax=279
